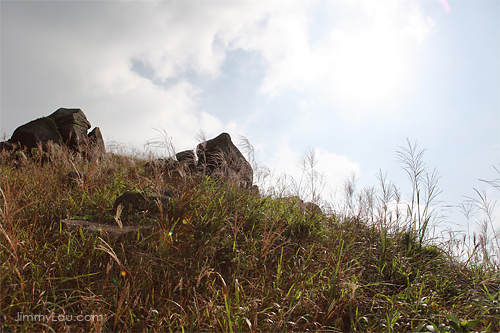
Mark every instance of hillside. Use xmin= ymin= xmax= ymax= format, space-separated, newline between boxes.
xmin=0 ymin=141 xmax=499 ymax=333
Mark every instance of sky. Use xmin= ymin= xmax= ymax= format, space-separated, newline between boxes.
xmin=1 ymin=0 xmax=499 ymax=236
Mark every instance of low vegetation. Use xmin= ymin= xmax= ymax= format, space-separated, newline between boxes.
xmin=0 ymin=139 xmax=499 ymax=332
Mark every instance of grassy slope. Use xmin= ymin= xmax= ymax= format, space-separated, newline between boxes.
xmin=0 ymin=144 xmax=499 ymax=332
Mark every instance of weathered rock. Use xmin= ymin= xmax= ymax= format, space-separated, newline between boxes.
xmin=146 ymin=158 xmax=188 ymax=179
xmin=159 ymin=189 xmax=178 ymax=198
xmin=48 ymin=108 xmax=91 ymax=150
xmin=284 ymin=196 xmax=322 ymax=215
xmin=196 ymin=132 xmax=253 ymax=188
xmin=88 ymin=127 xmax=105 ymax=150
xmin=176 ymin=150 xmax=197 ymax=171
xmin=145 ymin=158 xmax=167 ymax=172
xmin=0 ymin=141 xmax=17 ymax=154
xmin=9 ymin=117 xmax=62 ymax=151
xmin=112 ymin=190 xmax=175 ymax=217
xmin=113 ymin=192 xmax=151 ymax=217
xmin=303 ymin=201 xmax=322 ymax=215
xmin=87 ymin=127 xmax=105 ymax=159
xmin=0 ymin=141 xmax=19 ymax=166
xmin=250 ymin=184 xmax=260 ymax=196
xmin=7 ymin=108 xmax=104 ymax=158
xmin=63 ymin=170 xmax=88 ymax=186
xmin=61 ymin=219 xmax=152 ymax=239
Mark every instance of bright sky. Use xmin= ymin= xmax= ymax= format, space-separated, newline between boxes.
xmin=1 ymin=0 xmax=499 ymax=234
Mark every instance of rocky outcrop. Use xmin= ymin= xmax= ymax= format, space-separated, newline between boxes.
xmin=196 ymin=132 xmax=253 ymax=188
xmin=47 ymin=108 xmax=91 ymax=150
xmin=9 ymin=117 xmax=62 ymax=151
xmin=6 ymin=108 xmax=105 ymax=157
xmin=146 ymin=133 xmax=254 ymax=189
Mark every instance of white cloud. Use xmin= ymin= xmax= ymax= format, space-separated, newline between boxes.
xmin=1 ymin=0 xmax=435 ymax=151
xmin=227 ymin=0 xmax=435 ymax=118
xmin=315 ymin=147 xmax=361 ymax=191
xmin=230 ymin=1 xmax=317 ymax=95
xmin=1 ymin=1 xmax=245 ymax=149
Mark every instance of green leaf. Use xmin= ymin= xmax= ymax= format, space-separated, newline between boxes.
xmin=445 ymin=313 xmax=459 ymax=323
xmin=413 ymin=322 xmax=426 ymax=333
xmin=463 ymin=319 xmax=481 ymax=330
xmin=445 ymin=313 xmax=460 ymax=332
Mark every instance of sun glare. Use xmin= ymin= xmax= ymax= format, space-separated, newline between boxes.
xmin=330 ymin=29 xmax=408 ymax=108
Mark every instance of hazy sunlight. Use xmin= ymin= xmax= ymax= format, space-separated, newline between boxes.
xmin=330 ymin=28 xmax=410 ymax=108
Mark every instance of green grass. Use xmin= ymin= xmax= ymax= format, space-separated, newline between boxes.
xmin=0 ymin=140 xmax=499 ymax=332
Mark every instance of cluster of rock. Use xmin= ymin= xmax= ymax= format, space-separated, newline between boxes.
xmin=63 ymin=131 xmax=321 ymax=222
xmin=2 ymin=108 xmax=324 ymax=237
xmin=0 ymin=108 xmax=105 ymax=158
xmin=149 ymin=132 xmax=254 ymax=190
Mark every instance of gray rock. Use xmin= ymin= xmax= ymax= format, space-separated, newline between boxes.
xmin=0 ymin=141 xmax=17 ymax=154
xmin=8 ymin=108 xmax=103 ymax=159
xmin=303 ymin=201 xmax=322 ymax=215
xmin=6 ymin=108 xmax=107 ymax=167
xmin=87 ymin=127 xmax=106 ymax=159
xmin=284 ymin=196 xmax=322 ymax=215
xmin=63 ymin=170 xmax=88 ymax=186
xmin=89 ymin=127 xmax=105 ymax=149
xmin=250 ymin=184 xmax=260 ymax=196
xmin=9 ymin=117 xmax=62 ymax=151
xmin=113 ymin=192 xmax=151 ymax=217
xmin=146 ymin=158 xmax=188 ymax=179
xmin=48 ymin=108 xmax=91 ymax=150
xmin=176 ymin=149 xmax=196 ymax=171
xmin=112 ymin=190 xmax=175 ymax=217
xmin=61 ymin=219 xmax=152 ymax=239
xmin=196 ymin=132 xmax=253 ymax=188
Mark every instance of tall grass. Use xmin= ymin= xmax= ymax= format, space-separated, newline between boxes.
xmin=0 ymin=138 xmax=499 ymax=332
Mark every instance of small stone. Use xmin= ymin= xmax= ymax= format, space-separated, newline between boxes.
xmin=63 ymin=170 xmax=88 ymax=185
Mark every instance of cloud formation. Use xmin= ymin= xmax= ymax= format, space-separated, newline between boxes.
xmin=1 ymin=0 xmax=435 ymax=178
xmin=2 ymin=0 xmax=434 ymax=137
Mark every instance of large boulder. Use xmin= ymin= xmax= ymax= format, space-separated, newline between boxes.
xmin=47 ymin=108 xmax=91 ymax=150
xmin=196 ymin=132 xmax=253 ymax=188
xmin=9 ymin=117 xmax=62 ymax=151
xmin=7 ymin=108 xmax=105 ymax=157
